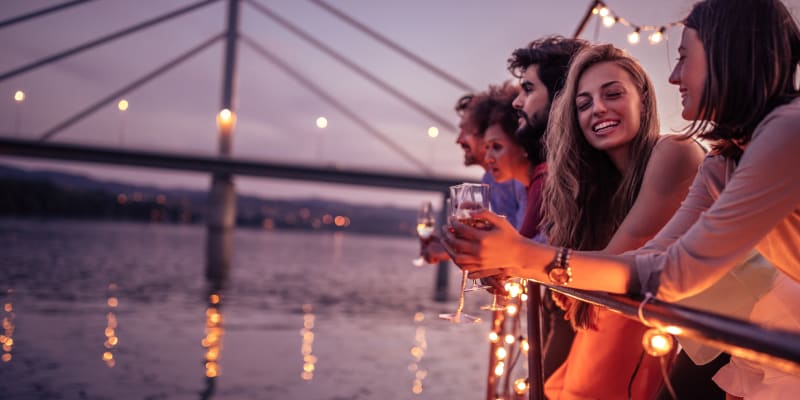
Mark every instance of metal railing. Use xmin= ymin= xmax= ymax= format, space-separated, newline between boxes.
xmin=521 ymin=284 xmax=800 ymax=400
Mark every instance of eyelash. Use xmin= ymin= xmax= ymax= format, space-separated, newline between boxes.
xmin=576 ymin=92 xmax=622 ymax=111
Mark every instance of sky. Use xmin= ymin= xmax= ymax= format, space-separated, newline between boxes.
xmin=2 ymin=0 xmax=798 ymax=208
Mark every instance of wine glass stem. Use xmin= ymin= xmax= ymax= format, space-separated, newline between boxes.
xmin=457 ymin=270 xmax=468 ymax=315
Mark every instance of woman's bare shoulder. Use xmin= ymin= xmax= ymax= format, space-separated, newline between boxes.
xmin=645 ymin=134 xmax=705 ymax=193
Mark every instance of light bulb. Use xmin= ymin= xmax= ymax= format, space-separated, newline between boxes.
xmin=642 ymin=328 xmax=674 ymax=357
xmin=514 ymin=378 xmax=529 ymax=395
xmin=628 ymin=30 xmax=640 ymax=44
xmin=602 ymin=16 xmax=616 ymax=27
xmin=649 ymin=30 xmax=664 ymax=44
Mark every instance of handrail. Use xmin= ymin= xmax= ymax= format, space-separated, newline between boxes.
xmin=544 ymin=286 xmax=800 ymax=373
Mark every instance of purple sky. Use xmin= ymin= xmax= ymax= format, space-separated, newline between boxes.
xmin=4 ymin=0 xmax=780 ymax=207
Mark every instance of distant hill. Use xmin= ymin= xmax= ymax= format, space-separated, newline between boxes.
xmin=0 ymin=164 xmax=419 ymax=237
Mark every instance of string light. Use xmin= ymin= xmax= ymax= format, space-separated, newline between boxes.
xmin=494 ymin=361 xmax=505 ymax=376
xmin=514 ymin=378 xmax=529 ymax=395
xmin=496 ymin=347 xmax=507 ymax=360
xmin=504 ymin=334 xmax=515 ymax=344
xmin=642 ymin=328 xmax=674 ymax=357
xmin=628 ymin=29 xmax=641 ymax=44
xmin=590 ymin=1 xmax=680 ymax=46
xmin=505 ymin=304 xmax=518 ymax=316
xmin=649 ymin=28 xmax=665 ymax=44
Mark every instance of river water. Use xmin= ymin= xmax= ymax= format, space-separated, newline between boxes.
xmin=0 ymin=219 xmax=495 ymax=399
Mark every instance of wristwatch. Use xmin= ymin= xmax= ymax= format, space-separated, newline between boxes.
xmin=545 ymin=247 xmax=573 ymax=285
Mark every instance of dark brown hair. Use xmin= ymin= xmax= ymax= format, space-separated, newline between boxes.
xmin=507 ymin=36 xmax=590 ymax=104
xmin=684 ymin=0 xmax=800 ymax=159
xmin=465 ymin=82 xmax=520 ymax=142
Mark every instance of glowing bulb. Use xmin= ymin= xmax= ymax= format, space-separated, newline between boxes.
xmin=488 ymin=331 xmax=499 ymax=343
xmin=521 ymin=339 xmax=530 ymax=353
xmin=642 ymin=328 xmax=674 ymax=357
xmin=494 ymin=361 xmax=505 ymax=376
xmin=649 ymin=30 xmax=664 ymax=44
xmin=505 ymin=334 xmax=515 ymax=344
xmin=514 ymin=378 xmax=529 ymax=395
xmin=507 ymin=282 xmax=522 ymax=298
xmin=13 ymin=90 xmax=25 ymax=102
xmin=316 ymin=116 xmax=328 ymax=129
xmin=414 ymin=312 xmax=424 ymax=322
xmin=209 ymin=294 xmax=220 ymax=304
xmin=496 ymin=347 xmax=507 ymax=360
xmin=602 ymin=16 xmax=616 ymax=27
xmin=427 ymin=126 xmax=439 ymax=138
xmin=599 ymin=7 xmax=609 ymax=17
xmin=506 ymin=304 xmax=518 ymax=316
xmin=107 ymin=297 xmax=118 ymax=307
xmin=102 ymin=352 xmax=113 ymax=361
xmin=520 ymin=293 xmax=528 ymax=301
xmin=592 ymin=7 xmax=599 ymax=15
xmin=117 ymin=99 xmax=129 ymax=111
xmin=628 ymin=30 xmax=640 ymax=44
xmin=216 ymin=108 xmax=236 ymax=132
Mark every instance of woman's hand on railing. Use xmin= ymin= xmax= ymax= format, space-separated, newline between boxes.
xmin=442 ymin=208 xmax=527 ymax=278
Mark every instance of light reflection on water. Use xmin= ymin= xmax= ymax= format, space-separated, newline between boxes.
xmin=0 ymin=219 xmax=488 ymax=399
xmin=1 ymin=288 xmax=14 ymax=363
xmin=103 ymin=282 xmax=119 ymax=368
xmin=300 ymin=303 xmax=316 ymax=381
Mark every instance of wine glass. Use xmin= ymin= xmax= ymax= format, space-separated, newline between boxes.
xmin=438 ymin=183 xmax=490 ymax=324
xmin=452 ymin=185 xmax=492 ymax=292
xmin=412 ymin=201 xmax=436 ymax=267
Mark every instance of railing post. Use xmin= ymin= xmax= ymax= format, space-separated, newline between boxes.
xmin=527 ymin=282 xmax=544 ymax=400
xmin=433 ymin=190 xmax=450 ymax=302
xmin=206 ymin=0 xmax=240 ymax=286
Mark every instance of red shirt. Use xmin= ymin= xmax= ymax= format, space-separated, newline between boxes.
xmin=519 ymin=162 xmax=548 ymax=239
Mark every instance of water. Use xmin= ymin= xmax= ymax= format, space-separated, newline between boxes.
xmin=0 ymin=219 xmax=493 ymax=399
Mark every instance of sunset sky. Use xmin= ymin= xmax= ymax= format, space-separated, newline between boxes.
xmin=4 ymin=0 xmax=784 ymax=207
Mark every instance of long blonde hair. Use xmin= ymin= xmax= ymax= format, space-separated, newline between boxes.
xmin=543 ymin=44 xmax=660 ymax=329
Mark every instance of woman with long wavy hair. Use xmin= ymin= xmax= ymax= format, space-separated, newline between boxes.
xmin=540 ymin=44 xmax=705 ymax=399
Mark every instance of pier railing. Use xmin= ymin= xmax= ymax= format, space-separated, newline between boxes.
xmin=521 ymin=284 xmax=800 ymax=400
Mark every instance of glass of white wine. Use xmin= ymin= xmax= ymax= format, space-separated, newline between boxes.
xmin=438 ymin=183 xmax=490 ymax=324
xmin=412 ymin=201 xmax=436 ymax=267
